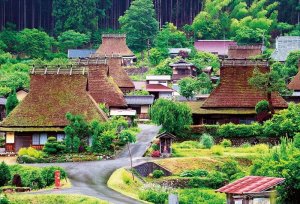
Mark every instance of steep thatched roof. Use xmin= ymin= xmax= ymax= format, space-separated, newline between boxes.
xmin=96 ymin=34 xmax=134 ymax=57
xmin=0 ymin=72 xmax=108 ymax=131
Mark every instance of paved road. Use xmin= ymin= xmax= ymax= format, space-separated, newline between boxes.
xmin=29 ymin=124 xmax=160 ymax=204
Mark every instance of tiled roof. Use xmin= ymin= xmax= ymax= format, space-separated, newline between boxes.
xmin=107 ymin=57 xmax=135 ymax=89
xmin=202 ymin=62 xmax=288 ymax=108
xmin=0 ymin=74 xmax=107 ymax=128
xmin=194 ymin=40 xmax=237 ymax=56
xmin=96 ymin=34 xmax=135 ymax=56
xmin=68 ymin=49 xmax=96 ymax=58
xmin=271 ymin=36 xmax=300 ymax=62
xmin=288 ymin=70 xmax=300 ymax=91
xmin=228 ymin=45 xmax=262 ymax=59
xmin=125 ymin=95 xmax=154 ymax=105
xmin=216 ymin=176 xmax=285 ymax=194
xmin=146 ymin=84 xmax=174 ymax=92
xmin=88 ymin=64 xmax=127 ymax=108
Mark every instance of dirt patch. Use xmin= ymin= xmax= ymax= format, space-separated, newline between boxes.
xmin=0 ymin=156 xmax=17 ymax=164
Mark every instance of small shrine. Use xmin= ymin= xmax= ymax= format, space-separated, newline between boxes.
xmin=156 ymin=132 xmax=176 ymax=156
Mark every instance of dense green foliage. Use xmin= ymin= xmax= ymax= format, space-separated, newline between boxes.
xmin=126 ymin=90 xmax=150 ymax=96
xmin=178 ymin=77 xmax=201 ymax=100
xmin=5 ymin=90 xmax=19 ymax=115
xmin=43 ymin=137 xmax=66 ymax=155
xmin=57 ymin=30 xmax=90 ymax=52
xmin=0 ymin=162 xmax=11 ymax=187
xmin=251 ymin=138 xmax=300 ymax=203
xmin=119 ymin=0 xmax=159 ymax=52
xmin=255 ymin=100 xmax=270 ymax=114
xmin=150 ymin=99 xmax=192 ymax=134
xmin=200 ymin=134 xmax=214 ymax=149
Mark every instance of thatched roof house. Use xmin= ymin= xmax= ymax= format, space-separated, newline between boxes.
xmin=0 ymin=67 xmax=108 ymax=152
xmin=189 ymin=59 xmax=287 ymax=125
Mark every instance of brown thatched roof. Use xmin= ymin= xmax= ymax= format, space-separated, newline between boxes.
xmin=96 ymin=34 xmax=135 ymax=57
xmin=0 ymin=73 xmax=108 ymax=131
xmin=88 ymin=64 xmax=127 ymax=107
xmin=107 ymin=57 xmax=135 ymax=90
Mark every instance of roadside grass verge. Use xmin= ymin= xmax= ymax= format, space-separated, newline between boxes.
xmin=107 ymin=168 xmax=148 ymax=203
xmin=6 ymin=194 xmax=108 ymax=204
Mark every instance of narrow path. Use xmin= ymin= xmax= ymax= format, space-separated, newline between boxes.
xmin=29 ymin=124 xmax=160 ymax=204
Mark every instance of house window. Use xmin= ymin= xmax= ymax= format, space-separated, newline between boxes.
xmin=32 ymin=133 xmax=48 ymax=145
xmin=57 ymin=133 xmax=65 ymax=142
xmin=6 ymin=132 xmax=14 ymax=144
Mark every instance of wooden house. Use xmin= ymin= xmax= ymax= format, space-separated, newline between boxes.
xmin=95 ymin=34 xmax=136 ymax=66
xmin=216 ymin=176 xmax=285 ymax=204
xmin=188 ymin=59 xmax=288 ymax=125
xmin=228 ymin=45 xmax=262 ymax=59
xmin=286 ymin=60 xmax=300 ymax=103
xmin=194 ymin=40 xmax=237 ymax=57
xmin=124 ymin=95 xmax=154 ymax=119
xmin=0 ymin=97 xmax=6 ymax=121
xmin=170 ymin=59 xmax=197 ymax=83
xmin=0 ymin=67 xmax=108 ymax=152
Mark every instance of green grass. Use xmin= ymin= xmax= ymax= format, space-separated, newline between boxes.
xmin=178 ymin=188 xmax=226 ymax=204
xmin=6 ymin=194 xmax=108 ymax=204
xmin=107 ymin=168 xmax=148 ymax=203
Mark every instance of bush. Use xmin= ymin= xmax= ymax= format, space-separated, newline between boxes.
xmin=220 ymin=139 xmax=232 ymax=148
xmin=151 ymin=144 xmax=159 ymax=151
xmin=0 ymin=194 xmax=9 ymax=204
xmin=151 ymin=150 xmax=161 ymax=157
xmin=200 ymin=134 xmax=214 ymax=149
xmin=138 ymin=184 xmax=170 ymax=204
xmin=240 ymin=142 xmax=251 ymax=148
xmin=294 ymin=133 xmax=300 ymax=149
xmin=179 ymin=189 xmax=225 ymax=204
xmin=188 ymin=177 xmax=209 ymax=188
xmin=217 ymin=123 xmax=263 ymax=138
xmin=176 ymin=141 xmax=202 ymax=149
xmin=0 ymin=162 xmax=11 ymax=187
xmin=18 ymin=147 xmax=44 ymax=159
xmin=206 ymin=171 xmax=228 ymax=189
xmin=43 ymin=137 xmax=66 ymax=155
xmin=17 ymin=155 xmax=38 ymax=163
xmin=153 ymin=170 xmax=164 ymax=178
xmin=0 ymin=136 xmax=5 ymax=148
xmin=220 ymin=160 xmax=241 ymax=179
xmin=255 ymin=100 xmax=269 ymax=114
xmin=41 ymin=166 xmax=67 ymax=186
xmin=180 ymin=169 xmax=208 ymax=177
xmin=211 ymin=145 xmax=224 ymax=156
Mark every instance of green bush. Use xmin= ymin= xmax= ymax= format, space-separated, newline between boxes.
xmin=200 ymin=134 xmax=214 ymax=149
xmin=139 ymin=190 xmax=168 ymax=204
xmin=17 ymin=155 xmax=38 ymax=163
xmin=153 ymin=170 xmax=164 ymax=178
xmin=255 ymin=100 xmax=269 ymax=114
xmin=0 ymin=162 xmax=11 ymax=187
xmin=206 ymin=171 xmax=228 ymax=189
xmin=220 ymin=160 xmax=241 ymax=179
xmin=0 ymin=194 xmax=9 ymax=204
xmin=188 ymin=177 xmax=209 ymax=188
xmin=211 ymin=145 xmax=224 ymax=156
xmin=180 ymin=169 xmax=208 ymax=177
xmin=151 ymin=144 xmax=159 ymax=151
xmin=217 ymin=123 xmax=263 ymax=138
xmin=179 ymin=189 xmax=225 ymax=204
xmin=176 ymin=141 xmax=202 ymax=149
xmin=41 ymin=166 xmax=67 ymax=186
xmin=43 ymin=137 xmax=66 ymax=155
xmin=18 ymin=147 xmax=44 ymax=159
xmin=220 ymin=139 xmax=232 ymax=148
xmin=0 ymin=136 xmax=5 ymax=148
xmin=294 ymin=133 xmax=300 ymax=149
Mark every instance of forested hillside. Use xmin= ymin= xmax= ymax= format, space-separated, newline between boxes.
xmin=0 ymin=0 xmax=299 ymax=33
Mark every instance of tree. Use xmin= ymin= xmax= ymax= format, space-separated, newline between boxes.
xmin=119 ymin=129 xmax=137 ymax=180
xmin=0 ymin=23 xmax=18 ymax=53
xmin=178 ymin=77 xmax=201 ymax=100
xmin=153 ymin=57 xmax=180 ymax=75
xmin=57 ymin=30 xmax=90 ymax=52
xmin=155 ymin=23 xmax=189 ymax=49
xmin=5 ymin=89 xmax=19 ymax=115
xmin=119 ymin=0 xmax=159 ymax=53
xmin=52 ymin=0 xmax=98 ymax=34
xmin=0 ymin=162 xmax=11 ymax=187
xmin=249 ymin=68 xmax=287 ymax=114
xmin=16 ymin=28 xmax=54 ymax=59
xmin=284 ymin=51 xmax=300 ymax=78
xmin=150 ymin=99 xmax=192 ymax=134
xmin=198 ymin=73 xmax=214 ymax=94
xmin=189 ymin=52 xmax=220 ymax=74
xmin=149 ymin=48 xmax=168 ymax=66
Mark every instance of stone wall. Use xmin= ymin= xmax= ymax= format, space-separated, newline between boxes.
xmin=133 ymin=162 xmax=172 ymax=177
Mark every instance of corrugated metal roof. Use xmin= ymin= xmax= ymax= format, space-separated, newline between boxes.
xmin=271 ymin=36 xmax=300 ymax=62
xmin=0 ymin=97 xmax=7 ymax=105
xmin=125 ymin=95 xmax=154 ymax=105
xmin=216 ymin=176 xmax=285 ymax=194
xmin=68 ymin=49 xmax=96 ymax=58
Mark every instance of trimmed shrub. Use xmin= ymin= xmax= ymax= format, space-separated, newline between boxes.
xmin=255 ymin=100 xmax=269 ymax=114
xmin=220 ymin=139 xmax=232 ymax=148
xmin=41 ymin=166 xmax=67 ymax=186
xmin=0 ymin=162 xmax=11 ymax=187
xmin=217 ymin=123 xmax=263 ymax=138
xmin=180 ymin=169 xmax=208 ymax=177
xmin=153 ymin=170 xmax=164 ymax=178
xmin=43 ymin=137 xmax=66 ymax=155
xmin=200 ymin=134 xmax=214 ymax=149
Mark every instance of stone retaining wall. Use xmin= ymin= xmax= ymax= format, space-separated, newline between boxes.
xmin=133 ymin=162 xmax=172 ymax=177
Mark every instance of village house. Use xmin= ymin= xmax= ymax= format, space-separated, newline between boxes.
xmin=227 ymin=45 xmax=262 ymax=59
xmin=271 ymin=36 xmax=300 ymax=62
xmin=0 ymin=97 xmax=6 ymax=121
xmin=169 ymin=59 xmax=197 ymax=83
xmin=95 ymin=34 xmax=136 ymax=66
xmin=286 ymin=60 xmax=300 ymax=103
xmin=216 ymin=176 xmax=285 ymax=204
xmin=194 ymin=40 xmax=237 ymax=57
xmin=188 ymin=59 xmax=288 ymax=125
xmin=145 ymin=75 xmax=173 ymax=99
xmin=124 ymin=95 xmax=154 ymax=119
xmin=0 ymin=67 xmax=108 ymax=152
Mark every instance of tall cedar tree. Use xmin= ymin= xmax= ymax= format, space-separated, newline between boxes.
xmin=5 ymin=89 xmax=19 ymax=115
xmin=119 ymin=0 xmax=159 ymax=54
xmin=52 ymin=0 xmax=98 ymax=35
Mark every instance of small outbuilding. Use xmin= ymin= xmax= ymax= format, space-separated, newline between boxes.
xmin=216 ymin=176 xmax=285 ymax=204
xmin=156 ymin=132 xmax=176 ymax=156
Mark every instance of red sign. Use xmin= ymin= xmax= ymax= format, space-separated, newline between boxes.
xmin=55 ymin=170 xmax=61 ymax=189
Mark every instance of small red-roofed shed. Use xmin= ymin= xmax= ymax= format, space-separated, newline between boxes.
xmin=216 ymin=176 xmax=285 ymax=204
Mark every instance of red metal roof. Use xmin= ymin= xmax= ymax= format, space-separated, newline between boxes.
xmin=216 ymin=176 xmax=285 ymax=194
xmin=146 ymin=84 xmax=174 ymax=92
xmin=194 ymin=40 xmax=237 ymax=56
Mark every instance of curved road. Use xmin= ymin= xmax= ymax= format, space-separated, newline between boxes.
xmin=29 ymin=124 xmax=160 ymax=204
